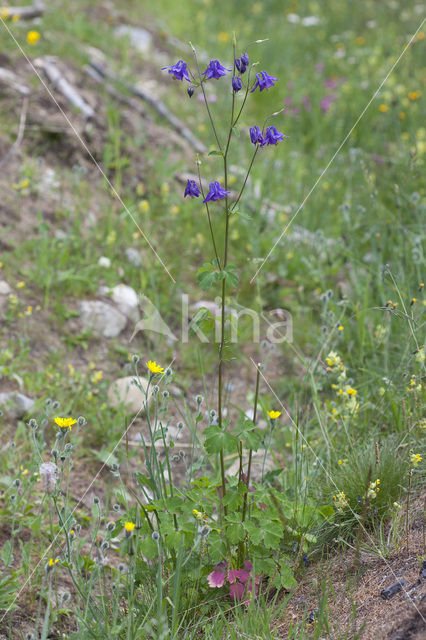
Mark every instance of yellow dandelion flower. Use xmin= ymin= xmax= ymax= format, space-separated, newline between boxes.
xmin=27 ymin=31 xmax=40 ymax=45
xmin=338 ymin=325 xmax=344 ymax=331
xmin=146 ymin=360 xmax=164 ymax=374
xmin=267 ymin=410 xmax=282 ymax=420
xmin=346 ymin=387 xmax=357 ymax=396
xmin=124 ymin=521 xmax=135 ymax=533
xmin=379 ymin=104 xmax=388 ymax=113
xmin=54 ymin=417 xmax=77 ymax=430
xmin=408 ymin=91 xmax=421 ymax=101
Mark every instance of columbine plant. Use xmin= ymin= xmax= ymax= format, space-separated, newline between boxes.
xmin=163 ymin=38 xmax=287 ymax=513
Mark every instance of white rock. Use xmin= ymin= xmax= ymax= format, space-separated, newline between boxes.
xmin=0 ymin=392 xmax=35 ymax=419
xmin=107 ymin=376 xmax=152 ymax=415
xmin=115 ymin=25 xmax=152 ymax=54
xmin=106 ymin=284 xmax=140 ymax=323
xmin=80 ymin=300 xmax=127 ymax=337
xmin=98 ymin=256 xmax=111 ymax=268
xmin=125 ymin=247 xmax=142 ymax=267
xmin=0 ymin=280 xmax=12 ymax=296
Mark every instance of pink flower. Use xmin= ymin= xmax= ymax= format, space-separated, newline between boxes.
xmin=207 ymin=561 xmax=226 ymax=588
xmin=207 ymin=559 xmax=261 ymax=602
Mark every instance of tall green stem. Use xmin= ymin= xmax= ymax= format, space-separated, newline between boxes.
xmin=217 ymin=74 xmax=236 ymax=512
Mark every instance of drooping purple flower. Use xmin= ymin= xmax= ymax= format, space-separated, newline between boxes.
xmin=235 ymin=58 xmax=247 ymax=74
xmin=241 ymin=52 xmax=249 ymax=66
xmin=250 ymin=71 xmax=278 ymax=93
xmin=232 ymin=76 xmax=242 ymax=92
xmin=161 ymin=60 xmax=190 ymax=82
xmin=187 ymin=87 xmax=195 ymax=98
xmin=203 ymin=181 xmax=230 ymax=203
xmin=202 ymin=59 xmax=231 ymax=80
xmin=249 ymin=126 xmax=264 ymax=146
xmin=184 ymin=179 xmax=200 ymax=198
xmin=263 ymin=126 xmax=288 ymax=146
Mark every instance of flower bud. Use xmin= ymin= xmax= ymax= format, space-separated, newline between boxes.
xmin=232 ymin=76 xmax=242 ymax=92
xmin=187 ymin=87 xmax=195 ymax=98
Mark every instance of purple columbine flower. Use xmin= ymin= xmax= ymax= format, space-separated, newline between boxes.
xmin=184 ymin=179 xmax=201 ymax=198
xmin=241 ymin=52 xmax=249 ymax=66
xmin=232 ymin=76 xmax=242 ymax=92
xmin=202 ymin=60 xmax=231 ymax=80
xmin=263 ymin=126 xmax=288 ymax=145
xmin=203 ymin=181 xmax=230 ymax=203
xmin=250 ymin=71 xmax=278 ymax=92
xmin=235 ymin=58 xmax=247 ymax=74
xmin=161 ymin=60 xmax=190 ymax=82
xmin=249 ymin=126 xmax=265 ymax=146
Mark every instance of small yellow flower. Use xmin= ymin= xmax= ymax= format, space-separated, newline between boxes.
xmin=90 ymin=370 xmax=103 ymax=384
xmin=48 ymin=558 xmax=59 ymax=567
xmin=411 ymin=298 xmax=417 ymax=305
xmin=399 ymin=111 xmax=406 ymax=120
xmin=346 ymin=387 xmax=357 ymax=396
xmin=124 ymin=521 xmax=135 ymax=536
xmin=106 ymin=230 xmax=116 ymax=245
xmin=337 ymin=325 xmax=344 ymax=331
xmin=54 ymin=417 xmax=77 ymax=430
xmin=27 ymin=30 xmax=40 ymax=45
xmin=68 ymin=364 xmax=75 ymax=376
xmin=0 ymin=8 xmax=10 ymax=19
xmin=138 ymin=200 xmax=150 ymax=213
xmin=408 ymin=91 xmax=421 ymax=101
xmin=25 ymin=306 xmax=32 ymax=316
xmin=410 ymin=452 xmax=422 ymax=468
xmin=146 ymin=360 xmax=164 ymax=374
xmin=267 ymin=410 xmax=282 ymax=420
xmin=17 ymin=281 xmax=25 ymax=289
xmin=379 ymin=104 xmax=388 ymax=113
